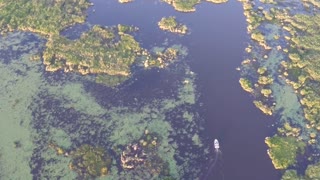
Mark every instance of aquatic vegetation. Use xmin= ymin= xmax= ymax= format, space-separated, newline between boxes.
xmin=281 ymin=170 xmax=300 ymax=180
xmin=69 ymin=144 xmax=112 ymax=178
xmin=305 ymin=162 xmax=320 ymax=179
xmin=95 ymin=74 xmax=129 ymax=87
xmin=284 ymin=14 xmax=320 ymax=125
xmin=120 ymin=132 xmax=166 ymax=178
xmin=145 ymin=46 xmax=183 ymax=68
xmin=239 ymin=0 xmax=320 ymax=177
xmin=117 ymin=24 xmax=138 ymax=34
xmin=0 ymin=32 xmax=45 ymax=179
xmin=277 ymin=122 xmax=301 ymax=137
xmin=158 ymin=16 xmax=188 ymax=34
xmin=282 ymin=162 xmax=320 ymax=180
xmin=265 ymin=136 xmax=305 ymax=169
xmin=0 ymin=30 xmax=207 ymax=179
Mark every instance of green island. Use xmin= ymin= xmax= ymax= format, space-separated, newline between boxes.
xmin=43 ymin=25 xmax=143 ymax=76
xmin=158 ymin=16 xmax=188 ymax=35
xmin=0 ymin=0 xmax=91 ymax=35
xmin=163 ymin=0 xmax=228 ymax=12
xmin=238 ymin=0 xmax=320 ymax=177
xmin=239 ymin=78 xmax=253 ymax=93
xmin=265 ymin=136 xmax=305 ymax=169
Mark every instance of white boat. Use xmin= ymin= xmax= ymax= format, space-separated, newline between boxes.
xmin=214 ymin=139 xmax=219 ymax=149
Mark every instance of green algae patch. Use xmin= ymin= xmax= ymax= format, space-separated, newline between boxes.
xmin=96 ymin=74 xmax=129 ymax=87
xmin=0 ymin=32 xmax=45 ymax=180
xmin=0 ymin=0 xmax=91 ymax=35
xmin=265 ymin=136 xmax=305 ymax=169
xmin=158 ymin=16 xmax=188 ymax=35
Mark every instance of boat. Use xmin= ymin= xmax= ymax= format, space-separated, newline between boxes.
xmin=214 ymin=139 xmax=219 ymax=149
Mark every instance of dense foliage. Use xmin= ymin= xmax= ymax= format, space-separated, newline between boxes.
xmin=158 ymin=16 xmax=188 ymax=34
xmin=265 ymin=136 xmax=305 ymax=169
xmin=0 ymin=0 xmax=91 ymax=35
xmin=43 ymin=25 xmax=143 ymax=76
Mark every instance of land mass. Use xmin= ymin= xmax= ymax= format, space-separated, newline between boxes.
xmin=158 ymin=16 xmax=188 ymax=34
xmin=163 ymin=0 xmax=228 ymax=12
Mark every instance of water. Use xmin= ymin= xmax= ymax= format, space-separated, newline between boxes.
xmin=0 ymin=0 xmax=281 ymax=179
xmin=87 ymin=0 xmax=279 ymax=179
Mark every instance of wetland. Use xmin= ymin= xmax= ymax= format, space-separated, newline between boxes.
xmin=1 ymin=0 xmax=320 ymax=179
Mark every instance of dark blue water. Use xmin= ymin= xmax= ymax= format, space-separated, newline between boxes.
xmin=87 ymin=0 xmax=280 ymax=179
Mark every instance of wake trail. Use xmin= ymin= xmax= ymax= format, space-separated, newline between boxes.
xmin=202 ymin=149 xmax=220 ymax=180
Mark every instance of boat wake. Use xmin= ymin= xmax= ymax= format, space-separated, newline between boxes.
xmin=201 ymin=139 xmax=224 ymax=180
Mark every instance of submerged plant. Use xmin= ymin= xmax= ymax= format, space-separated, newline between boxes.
xmin=69 ymin=144 xmax=112 ymax=178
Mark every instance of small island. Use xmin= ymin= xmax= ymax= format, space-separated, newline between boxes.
xmin=158 ymin=16 xmax=188 ymax=35
xmin=239 ymin=78 xmax=253 ymax=93
xmin=43 ymin=25 xmax=143 ymax=76
xmin=265 ymin=136 xmax=305 ymax=169
xmin=118 ymin=0 xmax=134 ymax=3
xmin=163 ymin=0 xmax=228 ymax=12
